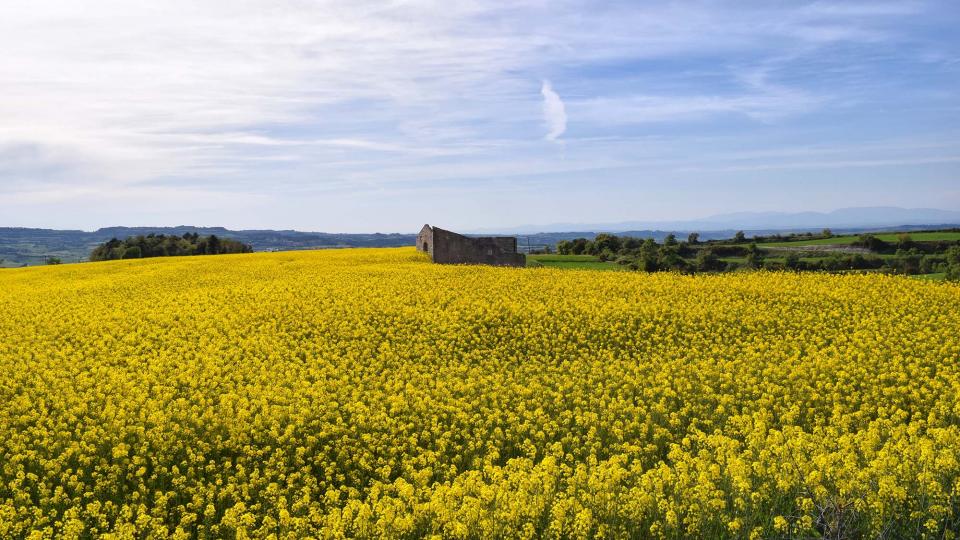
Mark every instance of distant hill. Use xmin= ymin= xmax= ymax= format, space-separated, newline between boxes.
xmin=0 ymin=227 xmax=415 ymax=267
xmin=690 ymin=207 xmax=960 ymax=230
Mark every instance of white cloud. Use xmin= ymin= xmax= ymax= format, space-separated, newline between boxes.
xmin=540 ymin=80 xmax=568 ymax=141
xmin=1 ymin=0 xmax=901 ymax=190
xmin=0 ymin=0 xmax=952 ymax=230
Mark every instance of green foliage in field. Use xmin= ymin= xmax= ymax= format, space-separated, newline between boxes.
xmin=527 ymin=254 xmax=626 ymax=271
xmin=763 ymin=231 xmax=960 ymax=247
xmin=90 ymin=233 xmax=253 ymax=262
xmin=554 ymin=229 xmax=958 ymax=281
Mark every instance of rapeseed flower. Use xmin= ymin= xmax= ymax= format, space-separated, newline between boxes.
xmin=0 ymin=248 xmax=958 ymax=538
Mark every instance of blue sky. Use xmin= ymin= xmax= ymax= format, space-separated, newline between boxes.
xmin=0 ymin=0 xmax=958 ymax=232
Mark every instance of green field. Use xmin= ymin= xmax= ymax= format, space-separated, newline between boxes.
xmin=527 ymin=254 xmax=625 ymax=271
xmin=912 ymin=272 xmax=947 ymax=281
xmin=762 ymin=231 xmax=960 ymax=247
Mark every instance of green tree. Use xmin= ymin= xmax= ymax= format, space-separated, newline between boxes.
xmin=569 ymin=238 xmax=588 ymax=255
xmin=695 ymin=249 xmax=724 ymax=272
xmin=945 ymin=246 xmax=960 ymax=281
xmin=591 ymin=234 xmax=621 ymax=255
xmin=122 ymin=246 xmax=142 ymax=259
xmin=45 ymin=257 xmax=62 ymax=265
xmin=784 ymin=252 xmax=801 ymax=270
xmin=639 ymin=239 xmax=660 ymax=272
xmin=596 ymin=249 xmax=616 ymax=262
xmin=897 ymin=234 xmax=915 ymax=251
xmin=657 ymin=244 xmax=685 ymax=271
xmin=890 ymin=249 xmax=922 ymax=275
xmin=686 ymin=232 xmax=699 ymax=245
xmin=854 ymin=234 xmax=889 ymax=252
xmin=622 ymin=237 xmax=642 ymax=251
xmin=89 ymin=234 xmax=251 ymax=262
xmin=733 ymin=230 xmax=746 ymax=243
xmin=919 ymin=255 xmax=942 ymax=275
xmin=206 ymin=235 xmax=222 ymax=254
xmin=744 ymin=243 xmax=764 ymax=269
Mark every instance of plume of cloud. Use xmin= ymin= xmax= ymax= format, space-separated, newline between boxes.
xmin=540 ymin=80 xmax=567 ymax=141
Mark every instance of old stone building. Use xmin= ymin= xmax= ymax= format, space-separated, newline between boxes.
xmin=416 ymin=224 xmax=526 ymax=267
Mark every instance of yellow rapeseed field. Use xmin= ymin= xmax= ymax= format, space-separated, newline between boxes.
xmin=1 ymin=248 xmax=959 ymax=539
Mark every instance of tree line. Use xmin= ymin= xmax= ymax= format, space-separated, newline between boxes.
xmin=556 ymin=232 xmax=960 ymax=278
xmin=90 ymin=233 xmax=253 ymax=262
xmin=558 ymin=233 xmax=724 ymax=272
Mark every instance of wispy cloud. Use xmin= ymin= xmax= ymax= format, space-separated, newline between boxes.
xmin=571 ymin=90 xmax=821 ymax=126
xmin=540 ymin=80 xmax=568 ymax=141
xmin=0 ymin=0 xmax=956 ymax=230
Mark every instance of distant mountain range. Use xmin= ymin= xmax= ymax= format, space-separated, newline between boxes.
xmin=0 ymin=226 xmax=414 ymax=267
xmin=478 ymin=207 xmax=960 ymax=234
xmin=2 ymin=207 xmax=958 ymax=266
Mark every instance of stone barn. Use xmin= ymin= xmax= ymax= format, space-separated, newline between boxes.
xmin=416 ymin=224 xmax=526 ymax=267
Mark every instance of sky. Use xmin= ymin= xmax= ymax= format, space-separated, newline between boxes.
xmin=1 ymin=0 xmax=959 ymax=233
